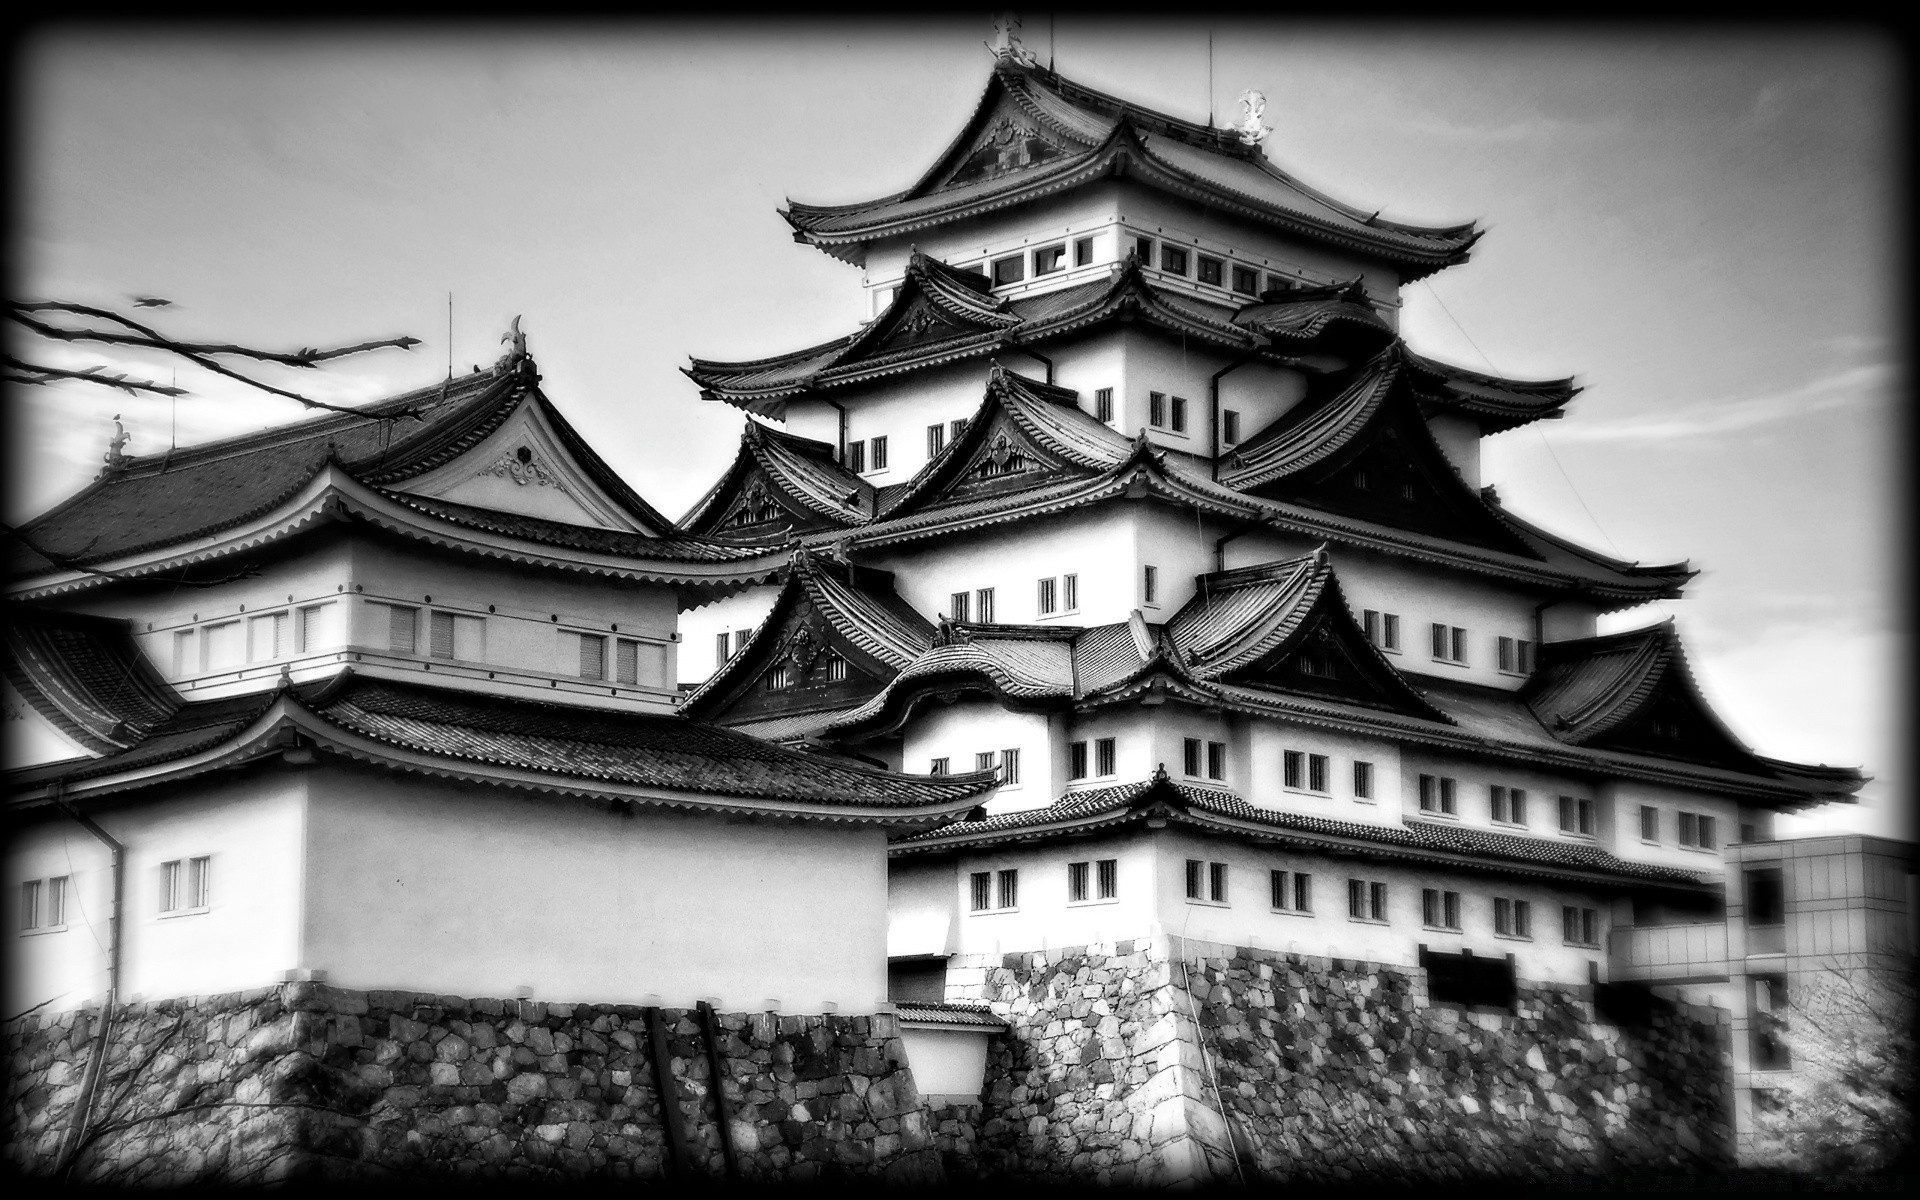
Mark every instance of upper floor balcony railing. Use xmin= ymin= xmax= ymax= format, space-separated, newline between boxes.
xmin=1608 ymin=921 xmax=1733 ymax=984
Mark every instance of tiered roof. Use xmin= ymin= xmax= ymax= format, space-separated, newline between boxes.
xmin=782 ymin=59 xmax=1479 ymax=280
xmin=3 ymin=606 xmax=181 ymax=754
xmin=7 ymin=350 xmax=785 ymax=601
xmin=676 ymin=421 xmax=873 ymax=536
xmin=8 ymin=669 xmax=996 ymax=827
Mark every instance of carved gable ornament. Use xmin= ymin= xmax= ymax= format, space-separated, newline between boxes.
xmin=945 ymin=108 xmax=1067 ymax=188
xmin=725 ymin=477 xmax=783 ymax=529
xmin=478 ymin=445 xmax=571 ymax=494
xmin=776 ymin=601 xmax=831 ymax=677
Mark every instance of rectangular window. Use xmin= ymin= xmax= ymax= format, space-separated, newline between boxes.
xmin=1419 ymin=775 xmax=1458 ymax=816
xmin=1063 ymin=574 xmax=1078 ymax=611
xmin=1519 ymin=640 xmax=1536 ymax=674
xmin=19 ymin=880 xmax=40 ymax=931
xmin=1559 ymin=795 xmax=1595 ymax=836
xmin=1197 ymin=255 xmax=1223 ymax=286
xmin=1222 ymin=409 xmax=1240 ymax=445
xmin=615 ymin=639 xmax=642 ymax=685
xmin=189 ymin=856 xmax=210 ymax=909
xmin=1498 ymin=636 xmax=1515 ymax=673
xmin=1307 ymin=754 xmax=1329 ymax=794
xmin=296 ymin=602 xmax=339 ymax=653
xmin=930 ymin=757 xmax=949 ymax=776
xmin=927 ymin=423 xmax=947 ymax=458
xmin=1094 ymin=737 xmax=1116 ymax=776
xmin=970 ymin=872 xmax=992 ymax=912
xmin=949 ymin=591 xmax=971 ymax=622
xmin=1133 ymin=235 xmax=1155 ymax=262
xmin=1740 ymin=823 xmax=1758 ymax=844
xmin=1143 ymin=565 xmax=1158 ymax=605
xmin=1207 ymin=741 xmax=1227 ymax=781
xmin=1350 ymin=879 xmax=1389 ymax=922
xmin=1033 ymin=243 xmax=1067 ymax=276
xmin=1453 ymin=627 xmax=1468 ymax=663
xmin=428 ymin=611 xmax=486 ymax=662
xmin=1562 ymin=905 xmax=1600 ymax=947
xmin=950 ymin=418 xmax=967 ymax=442
xmin=1170 ymin=395 xmax=1188 ymax=433
xmin=1353 ymin=760 xmax=1374 ymax=799
xmin=1160 ymin=245 xmax=1189 ymax=275
xmin=578 ymin=632 xmax=607 ymax=681
xmin=717 ymin=631 xmax=733 ymax=664
xmin=1230 ymin=264 xmax=1260 ymax=295
xmin=203 ymin=619 xmax=244 ymax=670
xmin=991 ymin=254 xmax=1025 ymax=286
xmin=1283 ymin=750 xmax=1304 ymax=790
xmin=1038 ymin=577 xmax=1058 ymax=615
xmin=1149 ymin=391 xmax=1167 ymax=427
xmin=997 ymin=869 xmax=1019 ymax=909
xmin=1000 ymin=748 xmax=1020 ymax=785
xmin=1069 ymin=741 xmax=1088 ymax=780
xmin=976 ymin=588 xmax=996 ymax=623
xmin=1068 ymin=861 xmax=1090 ymax=902
xmin=870 ymin=435 xmax=889 ymax=471
xmin=172 ymin=629 xmax=195 ymax=675
xmin=1209 ymin=862 xmax=1228 ymax=903
xmin=1186 ymin=859 xmax=1204 ymax=900
xmin=1272 ymin=870 xmax=1312 ymax=912
xmin=383 ymin=605 xmax=418 ymax=656
xmin=1371 ymin=881 xmax=1388 ymax=921
xmin=1183 ymin=737 xmax=1202 ymax=777
xmin=1073 ymin=236 xmax=1094 ymax=267
xmin=47 ymin=876 xmax=67 ymax=928
xmin=160 ymin=859 xmax=180 ymax=913
xmin=1094 ymin=388 xmax=1114 ymax=423
xmin=1746 ymin=867 xmax=1786 ymax=927
xmin=1640 ymin=805 xmax=1660 ymax=842
xmin=1382 ymin=614 xmax=1400 ymax=651
xmin=844 ymin=440 xmax=866 ymax=473
xmin=765 ymin=663 xmax=793 ymax=691
xmin=733 ymin=629 xmax=751 ymax=656
xmin=1492 ymin=785 xmax=1528 ymax=826
xmin=1430 ymin=623 xmax=1468 ymax=664
xmin=1265 ymin=272 xmax=1290 ymax=293
xmin=245 ymin=611 xmax=287 ymax=663
xmin=1498 ymin=636 xmax=1537 ymax=674
xmin=1495 ymin=897 xmax=1533 ymax=939
xmin=1422 ymin=889 xmax=1462 ymax=931
xmin=1097 ymin=858 xmax=1117 ymax=899
xmin=1697 ymin=815 xmax=1716 ymax=849
xmin=976 ymin=751 xmax=995 ymax=772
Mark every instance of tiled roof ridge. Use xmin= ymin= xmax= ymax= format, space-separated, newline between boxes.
xmin=370 ymin=489 xmax=773 ymax=563
xmin=1216 ymin=347 xmax=1401 ymax=488
xmin=1482 ymin=501 xmax=1693 ymax=586
xmin=3 ymin=606 xmax=184 ymax=752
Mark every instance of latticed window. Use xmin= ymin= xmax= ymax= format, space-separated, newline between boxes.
xmin=1094 ymin=737 xmax=1116 ymax=776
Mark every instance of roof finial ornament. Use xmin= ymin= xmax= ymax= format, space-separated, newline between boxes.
xmin=494 ymin=315 xmax=529 ymax=378
xmin=1234 ymin=89 xmax=1273 ymax=147
xmin=987 ymin=13 xmax=1039 ymax=67
xmin=102 ymin=413 xmax=130 ymax=474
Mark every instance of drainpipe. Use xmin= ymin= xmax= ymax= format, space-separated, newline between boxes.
xmin=998 ymin=339 xmax=1053 ymax=385
xmin=52 ymin=783 xmax=124 ymax=1179
xmin=1209 ymin=351 xmax=1262 ymax=481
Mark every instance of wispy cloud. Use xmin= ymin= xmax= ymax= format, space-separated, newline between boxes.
xmin=1394 ymin=110 xmax=1627 ymax=144
xmin=1548 ymin=361 xmax=1893 ymax=444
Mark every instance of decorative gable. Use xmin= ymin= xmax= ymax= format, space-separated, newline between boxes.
xmin=708 ymin=597 xmax=892 ymax=725
xmin=941 ymin=105 xmax=1072 ymax=189
xmin=392 ymin=399 xmax=652 ymax=531
xmin=942 ymin=414 xmax=1056 ymax=500
xmin=1220 ymin=608 xmax=1438 ymax=716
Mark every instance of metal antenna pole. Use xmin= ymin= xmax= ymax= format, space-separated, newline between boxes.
xmin=1208 ymin=31 xmax=1215 ymax=126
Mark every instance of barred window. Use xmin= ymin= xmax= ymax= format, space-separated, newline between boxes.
xmin=1353 ymin=760 xmax=1374 ymax=799
xmin=1094 ymin=737 xmax=1116 ymax=776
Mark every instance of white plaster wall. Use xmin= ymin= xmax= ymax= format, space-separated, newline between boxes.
xmin=783 ymin=360 xmax=997 ymax=482
xmin=1601 ymin=778 xmax=1745 ymax=875
xmin=1247 ymin=720 xmax=1407 ymax=827
xmin=73 ymin=535 xmax=682 ymax=710
xmin=904 ymin=701 xmax=1054 ymax=815
xmin=866 ymin=506 xmax=1135 ymax=629
xmin=888 ymin=859 xmax=958 ymax=958
xmin=943 ymin=830 xmax=1161 ymax=957
xmin=300 ymin=766 xmax=891 ymax=1013
xmin=676 ymin=583 xmax=781 ymax=687
xmin=3 ymin=676 xmax=94 ymax=769
xmin=1399 ymin=751 xmax=1613 ymax=845
xmin=1151 ymin=828 xmax=1614 ymax=984
xmin=5 ymin=774 xmax=306 ymax=1014
xmin=1426 ymin=413 xmax=1483 ymax=491
xmin=897 ymin=1026 xmax=992 ymax=1105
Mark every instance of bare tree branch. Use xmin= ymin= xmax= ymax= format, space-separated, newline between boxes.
xmin=4 ymin=521 xmax=263 ymax=589
xmin=1 ymin=356 xmax=188 ymax=397
xmin=5 ymin=298 xmax=425 ymax=417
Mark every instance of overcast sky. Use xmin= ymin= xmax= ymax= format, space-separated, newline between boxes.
xmin=11 ymin=20 xmax=1903 ymax=837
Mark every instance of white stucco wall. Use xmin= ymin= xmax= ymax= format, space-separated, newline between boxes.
xmin=3 ymin=676 xmax=93 ymax=769
xmin=1426 ymin=412 xmax=1482 ymax=491
xmin=300 ymin=766 xmax=891 ymax=1012
xmin=71 ymin=533 xmax=682 ymax=710
xmin=677 ymin=583 xmax=783 ymax=687
xmin=904 ymin=701 xmax=1054 ymax=815
xmin=5 ymin=774 xmax=307 ymax=1015
xmin=897 ymin=1026 xmax=992 ymax=1105
xmin=934 ymin=830 xmax=1162 ymax=958
xmin=1601 ymin=778 xmax=1745 ymax=874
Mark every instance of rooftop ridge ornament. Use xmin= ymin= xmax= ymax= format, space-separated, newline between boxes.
xmin=1235 ymin=89 xmax=1273 ymax=147
xmin=494 ymin=315 xmax=531 ymax=378
xmin=100 ymin=414 xmax=131 ymax=475
xmin=987 ymin=13 xmax=1039 ymax=67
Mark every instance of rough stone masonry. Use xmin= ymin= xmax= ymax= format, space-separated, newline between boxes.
xmin=5 ymin=983 xmax=941 ymax=1184
xmin=944 ymin=934 xmax=1734 ymax=1185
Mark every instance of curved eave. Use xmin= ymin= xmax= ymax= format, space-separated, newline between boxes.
xmin=825 ymin=660 xmax=1070 ymax=742
xmin=5 ymin=469 xmax=787 ymax=603
xmin=788 ymin=125 xmax=1477 ymax=279
xmin=8 ymin=693 xmax=993 ymax=829
xmin=1217 ymin=350 xmax=1401 ymax=492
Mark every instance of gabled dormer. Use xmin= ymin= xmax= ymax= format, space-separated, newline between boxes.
xmin=1219 ymin=348 xmax=1538 ymax=557
xmin=677 ymin=422 xmax=873 ymax=537
xmin=679 ymin=550 xmax=935 ymax=732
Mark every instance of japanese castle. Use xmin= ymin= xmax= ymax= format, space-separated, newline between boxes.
xmin=6 ymin=33 xmax=1906 ymax=1184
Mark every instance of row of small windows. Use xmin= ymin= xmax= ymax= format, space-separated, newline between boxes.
xmin=19 ymin=857 xmax=213 ymax=936
xmin=1637 ymin=806 xmax=1719 ymax=850
xmin=1148 ymin=392 xmax=1190 ymax=434
xmin=843 ymin=436 xmax=888 ymax=474
xmin=1360 ymin=610 xmax=1536 ymax=676
xmin=765 ymin=653 xmax=850 ymax=691
xmin=948 ymin=588 xmax=994 ymax=623
xmin=929 ymin=749 xmax=1021 ymax=784
xmin=1414 ymin=774 xmax=1598 ymax=839
xmin=1037 ymin=574 xmax=1079 ymax=616
xmin=171 ymin=601 xmax=342 ymax=674
xmin=1067 ymin=737 xmax=1118 ymax=780
xmin=1129 ymin=236 xmax=1295 ymax=299
xmin=970 ymin=857 xmax=1118 ymax=913
xmin=988 ymin=236 xmax=1098 ymax=287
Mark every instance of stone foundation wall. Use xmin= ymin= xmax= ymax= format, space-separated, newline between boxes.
xmin=5 ymin=984 xmax=940 ymax=1185
xmin=949 ymin=935 xmax=1734 ymax=1184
